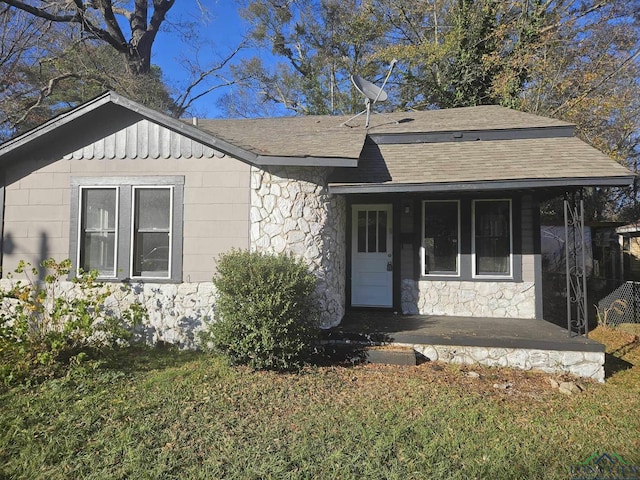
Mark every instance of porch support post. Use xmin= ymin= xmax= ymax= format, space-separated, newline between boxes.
xmin=563 ymin=189 xmax=588 ymax=337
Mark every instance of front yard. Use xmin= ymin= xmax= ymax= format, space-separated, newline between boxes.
xmin=1 ymin=326 xmax=639 ymax=479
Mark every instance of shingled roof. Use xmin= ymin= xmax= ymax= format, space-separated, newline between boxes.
xmin=0 ymin=92 xmax=632 ymax=191
xmin=328 ymin=136 xmax=633 ymax=193
xmin=199 ymin=105 xmax=632 ymax=192
xmin=196 ymin=105 xmax=572 ymax=159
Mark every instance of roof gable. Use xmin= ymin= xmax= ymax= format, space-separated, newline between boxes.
xmin=62 ymin=118 xmax=225 ymax=160
xmin=0 ymin=91 xmax=253 ymax=166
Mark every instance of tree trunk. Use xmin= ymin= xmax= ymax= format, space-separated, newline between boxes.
xmin=125 ymin=0 xmax=173 ymax=75
xmin=126 ymin=33 xmax=153 ymax=75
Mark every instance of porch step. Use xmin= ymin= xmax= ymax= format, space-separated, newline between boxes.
xmin=364 ymin=347 xmax=417 ymax=366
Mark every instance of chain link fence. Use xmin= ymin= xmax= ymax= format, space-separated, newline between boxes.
xmin=596 ymin=281 xmax=640 ymax=326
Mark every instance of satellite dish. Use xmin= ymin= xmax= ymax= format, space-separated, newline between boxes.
xmin=342 ymin=59 xmax=398 ymax=128
xmin=352 ymin=75 xmax=388 ymax=102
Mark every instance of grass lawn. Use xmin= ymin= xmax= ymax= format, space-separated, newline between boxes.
xmin=1 ymin=327 xmax=639 ymax=479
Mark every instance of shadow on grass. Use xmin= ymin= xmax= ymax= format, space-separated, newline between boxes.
xmin=604 ymin=353 xmax=634 ymax=378
xmin=312 ymin=324 xmax=397 ymax=367
xmin=97 ymin=345 xmax=205 ymax=375
xmin=309 ymin=344 xmax=369 ymax=367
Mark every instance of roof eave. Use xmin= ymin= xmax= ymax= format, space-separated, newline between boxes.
xmin=368 ymin=125 xmax=576 ymax=145
xmin=0 ymin=92 xmax=114 ymax=157
xmin=255 ymin=155 xmax=358 ymax=167
xmin=328 ymin=176 xmax=636 ymax=194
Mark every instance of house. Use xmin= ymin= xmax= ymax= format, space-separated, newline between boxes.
xmin=617 ymin=221 xmax=640 ymax=281
xmin=0 ymin=91 xmax=633 ymax=352
xmin=592 ymin=221 xmax=640 ymax=327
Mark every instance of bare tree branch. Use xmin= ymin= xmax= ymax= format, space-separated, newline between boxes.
xmin=173 ymin=42 xmax=245 ymax=115
xmin=14 ymin=72 xmax=80 ymax=126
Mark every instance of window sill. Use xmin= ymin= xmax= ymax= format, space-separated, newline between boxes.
xmin=419 ymin=275 xmax=520 ymax=283
xmin=89 ymin=277 xmax=183 ymax=284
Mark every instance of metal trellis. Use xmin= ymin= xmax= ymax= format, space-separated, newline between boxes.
xmin=564 ymin=190 xmax=588 ymax=337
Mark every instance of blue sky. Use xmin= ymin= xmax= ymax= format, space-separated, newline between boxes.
xmin=151 ymin=1 xmax=260 ymax=118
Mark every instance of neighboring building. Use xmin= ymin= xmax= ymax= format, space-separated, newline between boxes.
xmin=617 ymin=222 xmax=640 ymax=281
xmin=0 ymin=91 xmax=633 ymax=347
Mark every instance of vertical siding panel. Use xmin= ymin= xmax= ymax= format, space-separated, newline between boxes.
xmin=115 ymin=129 xmax=127 ymax=159
xmin=94 ymin=137 xmax=105 ymax=159
xmin=83 ymin=143 xmax=94 ymax=159
xmin=105 ymin=132 xmax=116 ymax=159
xmin=160 ymin=126 xmax=171 ymax=158
xmin=138 ymin=120 xmax=149 ymax=159
xmin=192 ymin=141 xmax=203 ymax=158
xmin=149 ymin=122 xmax=160 ymax=159
xmin=182 ymin=137 xmax=193 ymax=158
xmin=170 ymin=130 xmax=181 ymax=159
xmin=126 ymin=124 xmax=137 ymax=158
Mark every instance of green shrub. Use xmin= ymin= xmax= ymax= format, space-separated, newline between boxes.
xmin=204 ymin=250 xmax=319 ymax=371
xmin=0 ymin=259 xmax=147 ymax=386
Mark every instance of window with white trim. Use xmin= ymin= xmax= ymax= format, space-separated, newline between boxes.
xmin=422 ymin=200 xmax=460 ymax=275
xmin=473 ymin=199 xmax=512 ymax=277
xmin=79 ymin=187 xmax=118 ymax=277
xmin=71 ymin=177 xmax=183 ymax=282
xmin=132 ymin=187 xmax=172 ymax=278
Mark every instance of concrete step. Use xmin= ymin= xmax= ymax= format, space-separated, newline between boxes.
xmin=365 ymin=347 xmax=417 ymax=366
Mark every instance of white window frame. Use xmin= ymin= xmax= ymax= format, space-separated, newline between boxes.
xmin=421 ymin=200 xmax=461 ymax=277
xmin=77 ymin=186 xmax=119 ymax=278
xmin=130 ymin=185 xmax=174 ymax=280
xmin=472 ymin=198 xmax=513 ymax=278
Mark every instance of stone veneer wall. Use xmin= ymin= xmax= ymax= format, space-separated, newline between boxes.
xmin=410 ymin=343 xmax=604 ymax=382
xmin=0 ymin=279 xmax=216 ymax=350
xmin=250 ymin=166 xmax=346 ymax=328
xmin=129 ymin=282 xmax=217 ymax=348
xmin=401 ymin=279 xmax=536 ymax=318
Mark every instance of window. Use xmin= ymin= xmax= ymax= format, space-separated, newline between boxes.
xmin=473 ymin=199 xmax=512 ymax=277
xmin=357 ymin=209 xmax=388 ymax=253
xmin=71 ymin=177 xmax=183 ymax=282
xmin=422 ymin=201 xmax=459 ymax=275
xmin=79 ymin=187 xmax=118 ymax=276
xmin=132 ymin=187 xmax=172 ymax=278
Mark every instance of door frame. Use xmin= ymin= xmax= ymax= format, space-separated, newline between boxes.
xmin=346 ymin=197 xmax=401 ymax=311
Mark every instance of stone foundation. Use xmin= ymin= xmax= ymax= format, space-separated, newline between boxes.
xmin=402 ymin=279 xmax=536 ymax=318
xmin=129 ymin=282 xmax=217 ymax=349
xmin=0 ymin=279 xmax=217 ymax=350
xmin=410 ymin=343 xmax=605 ymax=382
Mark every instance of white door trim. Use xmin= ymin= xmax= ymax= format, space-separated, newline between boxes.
xmin=351 ymin=204 xmax=393 ymax=307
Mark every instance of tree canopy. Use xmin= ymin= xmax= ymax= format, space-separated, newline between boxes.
xmin=2 ymin=0 xmax=175 ymax=75
xmin=0 ymin=0 xmax=242 ymax=139
xmin=222 ymin=0 xmax=639 ymax=219
xmin=1 ymin=0 xmax=639 ymax=218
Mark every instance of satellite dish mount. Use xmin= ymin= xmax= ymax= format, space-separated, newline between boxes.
xmin=342 ymin=59 xmax=398 ymax=128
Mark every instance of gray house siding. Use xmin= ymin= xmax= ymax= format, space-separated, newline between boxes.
xmin=2 ymin=124 xmax=250 ymax=283
xmin=0 ymin=119 xmax=251 ymax=349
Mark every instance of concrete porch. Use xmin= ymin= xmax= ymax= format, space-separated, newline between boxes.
xmin=323 ymin=312 xmax=605 ymax=382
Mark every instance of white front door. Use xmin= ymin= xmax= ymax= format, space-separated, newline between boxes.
xmin=351 ymin=204 xmax=393 ymax=307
